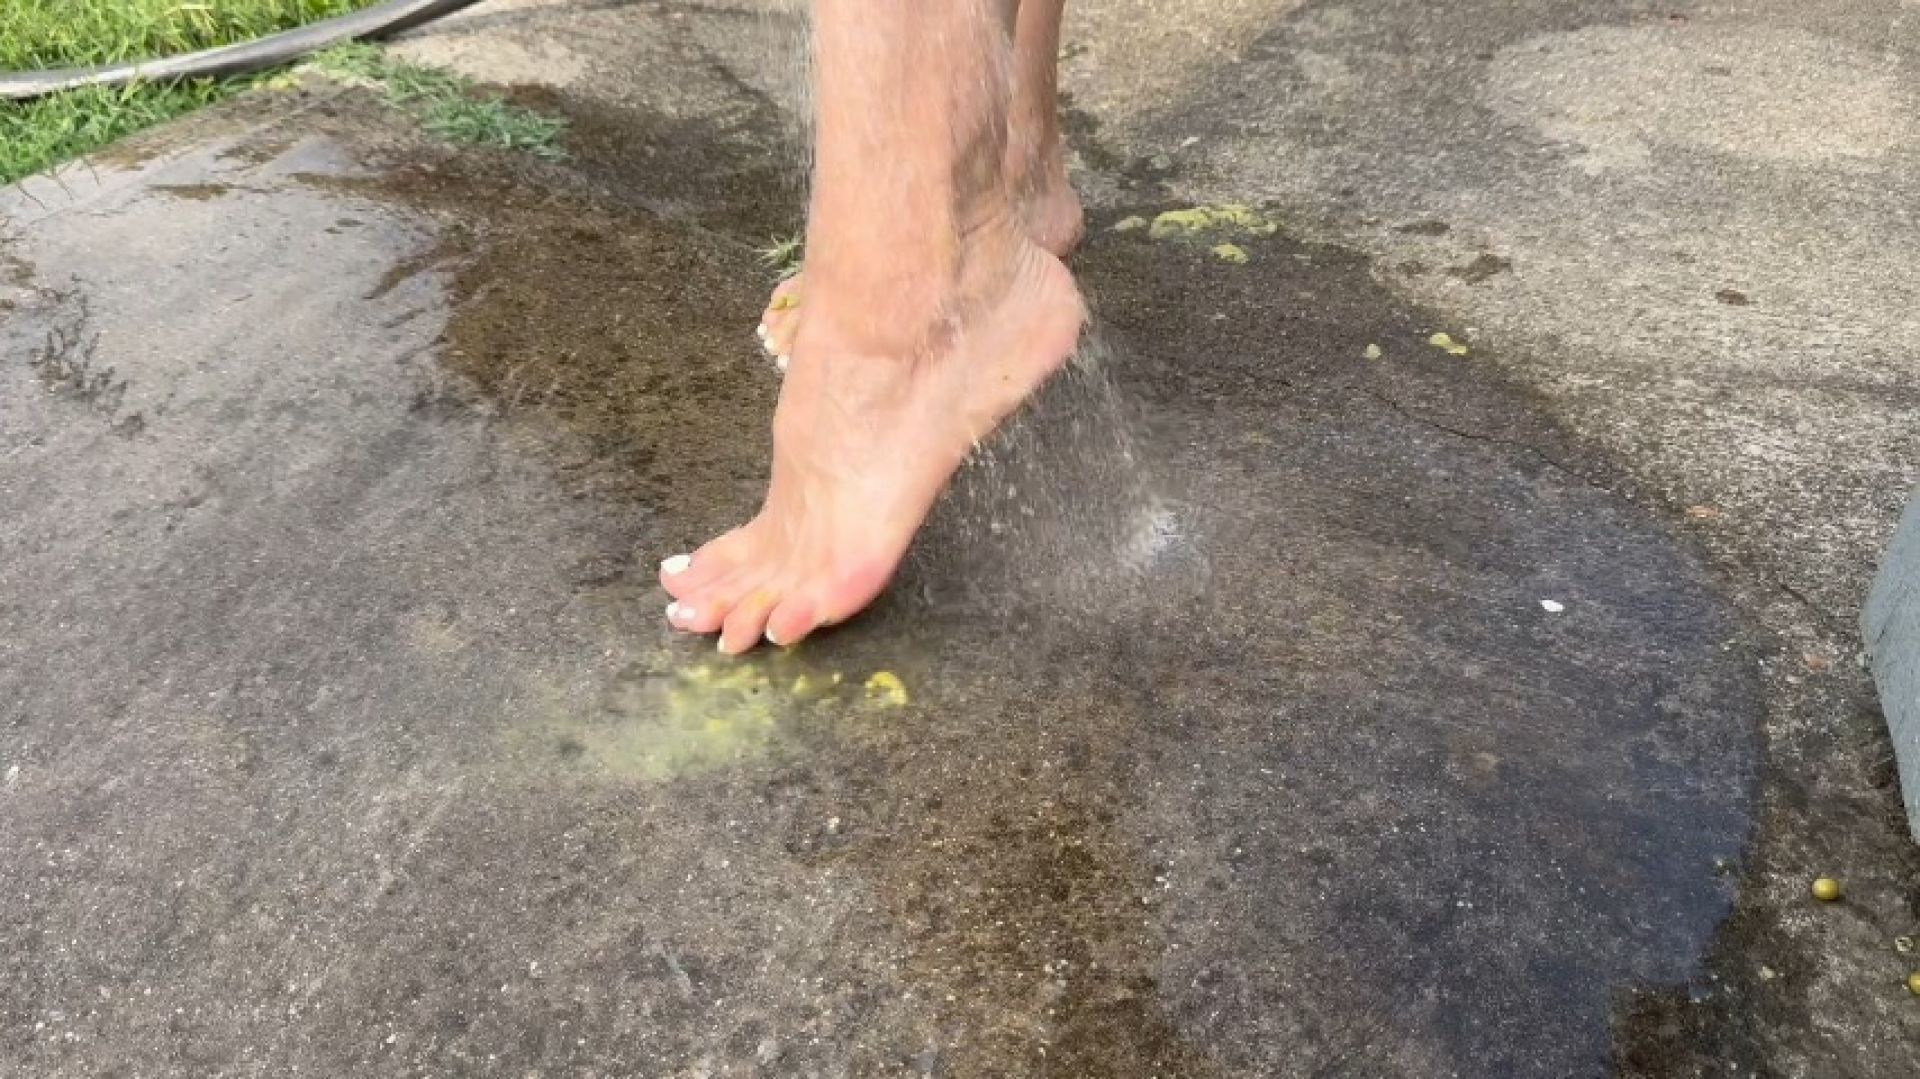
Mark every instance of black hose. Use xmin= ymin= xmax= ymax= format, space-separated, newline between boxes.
xmin=0 ymin=0 xmax=489 ymax=101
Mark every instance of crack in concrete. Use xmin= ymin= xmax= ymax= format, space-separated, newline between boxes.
xmin=1347 ymin=381 xmax=1610 ymax=491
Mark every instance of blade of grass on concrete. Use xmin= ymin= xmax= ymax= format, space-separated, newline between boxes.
xmin=309 ymin=42 xmax=568 ymax=161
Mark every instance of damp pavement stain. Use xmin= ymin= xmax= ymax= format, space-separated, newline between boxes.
xmin=0 ymin=80 xmax=1765 ymax=1077
xmin=525 ymin=654 xmax=906 ymax=783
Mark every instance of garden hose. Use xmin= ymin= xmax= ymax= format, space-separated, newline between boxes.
xmin=0 ymin=0 xmax=488 ymax=101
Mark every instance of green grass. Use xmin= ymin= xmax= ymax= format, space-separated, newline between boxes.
xmin=0 ymin=1 xmax=375 ymax=185
xmin=0 ymin=1 xmax=371 ymax=69
xmin=310 ymin=42 xmax=567 ymax=160
xmin=756 ymin=234 xmax=804 ymax=280
xmin=1 ymin=6 xmax=568 ymax=186
xmin=2 ymin=82 xmax=226 ymax=185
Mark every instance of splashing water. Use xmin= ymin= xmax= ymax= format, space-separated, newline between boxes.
xmin=912 ymin=324 xmax=1208 ymax=618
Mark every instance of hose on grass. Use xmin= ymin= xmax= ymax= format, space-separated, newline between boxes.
xmin=0 ymin=0 xmax=488 ymax=101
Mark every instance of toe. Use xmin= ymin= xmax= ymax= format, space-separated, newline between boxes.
xmin=761 ymin=278 xmax=802 ymax=359
xmin=665 ymin=598 xmax=712 ymax=634
xmin=764 ymin=595 xmax=819 ymax=648
xmin=767 ymin=321 xmax=798 ymax=361
xmin=678 ymin=565 xmax=762 ymax=636
xmin=668 ymin=595 xmax=727 ymax=635
xmin=662 ymin=529 xmax=748 ymax=597
xmin=658 ymin=551 xmax=695 ymax=592
xmin=769 ymin=275 xmax=801 ymax=312
xmin=718 ymin=589 xmax=779 ymax=654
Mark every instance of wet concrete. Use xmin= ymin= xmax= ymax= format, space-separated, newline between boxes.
xmin=0 ymin=63 xmax=1775 ymax=1079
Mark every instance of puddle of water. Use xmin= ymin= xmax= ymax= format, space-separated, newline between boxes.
xmin=270 ymin=90 xmax=1761 ymax=1074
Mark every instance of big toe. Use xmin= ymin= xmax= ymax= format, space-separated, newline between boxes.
xmin=669 ymin=565 xmax=756 ymax=635
xmin=660 ymin=529 xmax=750 ymax=598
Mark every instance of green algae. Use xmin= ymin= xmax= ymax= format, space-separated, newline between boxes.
xmin=526 ymin=653 xmax=910 ymax=782
xmin=1147 ymin=203 xmax=1278 ymax=241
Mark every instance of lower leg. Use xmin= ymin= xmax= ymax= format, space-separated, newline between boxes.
xmin=756 ymin=0 xmax=1080 ymax=362
xmin=1006 ymin=0 xmax=1082 ymax=254
xmin=803 ymin=0 xmax=1022 ymax=348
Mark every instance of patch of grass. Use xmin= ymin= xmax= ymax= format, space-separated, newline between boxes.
xmin=757 ymin=233 xmax=804 ymax=280
xmin=309 ymin=42 xmax=567 ymax=160
xmin=1 ymin=80 xmax=226 ymax=185
xmin=0 ymin=1 xmax=379 ymax=186
xmin=0 ymin=1 xmax=372 ymax=70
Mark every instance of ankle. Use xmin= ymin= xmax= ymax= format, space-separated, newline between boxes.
xmin=800 ymin=208 xmax=1037 ymax=357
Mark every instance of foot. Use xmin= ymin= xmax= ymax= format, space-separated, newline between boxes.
xmin=668 ymin=231 xmax=1085 ymax=652
xmin=756 ymin=169 xmax=1083 ymax=367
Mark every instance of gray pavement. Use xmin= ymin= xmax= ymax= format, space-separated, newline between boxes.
xmin=2 ymin=0 xmax=1917 ymax=1075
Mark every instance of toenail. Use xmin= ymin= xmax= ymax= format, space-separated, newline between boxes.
xmin=661 ymin=553 xmax=692 ymax=575
xmin=776 ymin=354 xmax=790 ymax=372
xmin=668 ymin=602 xmax=694 ymax=623
xmin=765 ymin=628 xmax=784 ymax=647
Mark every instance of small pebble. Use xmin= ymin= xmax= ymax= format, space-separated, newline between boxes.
xmin=1364 ymin=343 xmax=1382 ymax=360
xmin=1810 ymin=877 xmax=1842 ymax=902
xmin=1908 ymin=971 xmax=1920 ymax=996
xmin=1540 ymin=599 xmax=1565 ymax=613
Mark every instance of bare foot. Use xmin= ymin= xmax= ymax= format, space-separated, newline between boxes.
xmin=666 ymin=230 xmax=1085 ymax=652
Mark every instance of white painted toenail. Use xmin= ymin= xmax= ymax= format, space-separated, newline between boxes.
xmin=661 ymin=554 xmax=691 ymax=575
xmin=666 ymin=601 xmax=680 ymax=619
xmin=765 ymin=628 xmax=784 ymax=647
xmin=776 ymin=354 xmax=789 ymax=372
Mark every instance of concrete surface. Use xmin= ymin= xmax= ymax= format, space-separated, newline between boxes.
xmin=1865 ymin=491 xmax=1920 ymax=839
xmin=1 ymin=0 xmax=1916 ymax=1075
